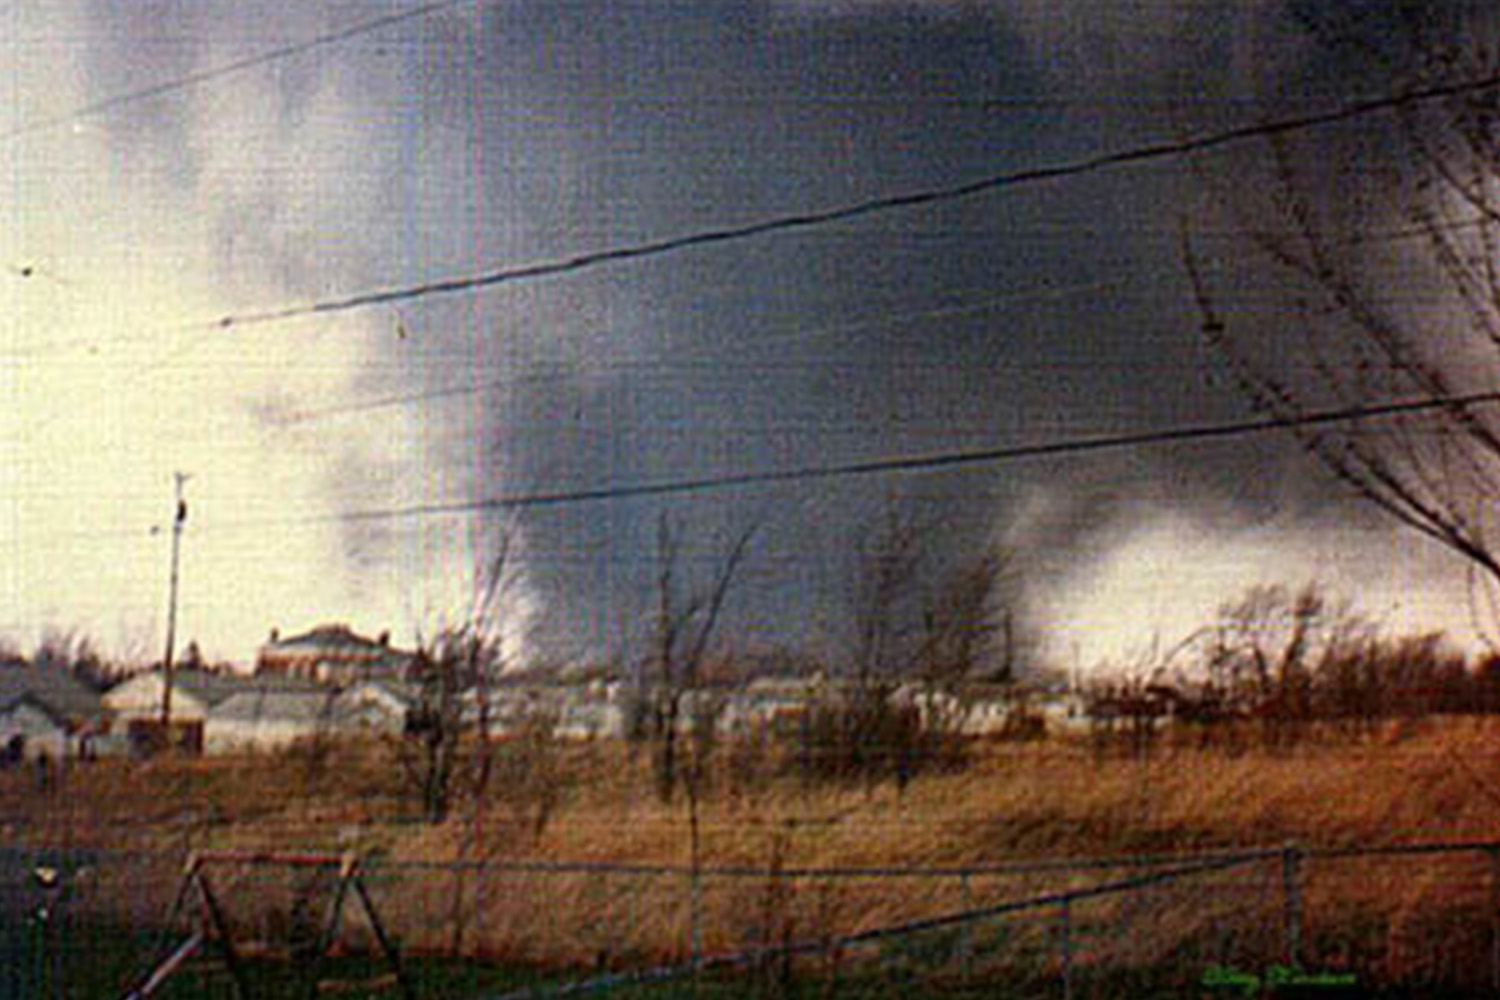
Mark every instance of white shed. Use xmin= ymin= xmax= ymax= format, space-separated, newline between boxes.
xmin=206 ymin=689 xmax=338 ymax=753
xmin=334 ymin=680 xmax=414 ymax=734
xmin=553 ymin=699 xmax=624 ymax=740
xmin=0 ymin=696 xmax=70 ymax=760
xmin=104 ymin=669 xmax=250 ymax=725
xmin=0 ymin=663 xmax=108 ymax=759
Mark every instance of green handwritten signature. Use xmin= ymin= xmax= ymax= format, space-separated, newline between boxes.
xmin=1202 ymin=963 xmax=1357 ymax=995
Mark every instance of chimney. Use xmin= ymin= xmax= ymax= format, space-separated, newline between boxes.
xmin=378 ymin=631 xmax=390 ymax=648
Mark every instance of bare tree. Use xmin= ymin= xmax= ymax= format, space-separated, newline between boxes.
xmin=398 ymin=533 xmax=522 ymax=826
xmin=849 ymin=506 xmax=928 ymax=685
xmin=920 ymin=548 xmax=1024 ymax=685
xmin=624 ymin=514 xmax=755 ymax=970
xmin=400 ymin=637 xmax=468 ymax=825
xmin=1186 ymin=12 xmax=1500 ymax=635
xmin=799 ymin=508 xmax=1018 ymax=787
xmin=637 ymin=513 xmax=757 ymax=806
xmin=465 ymin=533 xmax=520 ymax=804
xmin=33 ymin=627 xmax=113 ymax=691
xmin=1202 ymin=583 xmax=1334 ymax=747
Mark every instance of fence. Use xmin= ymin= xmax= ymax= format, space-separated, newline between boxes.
xmin=3 ymin=840 xmax=1498 ymax=997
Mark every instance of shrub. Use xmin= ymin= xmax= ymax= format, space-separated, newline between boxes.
xmin=790 ymin=682 xmax=966 ymax=791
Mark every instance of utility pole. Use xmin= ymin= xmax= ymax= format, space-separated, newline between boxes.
xmin=160 ymin=472 xmax=190 ymax=731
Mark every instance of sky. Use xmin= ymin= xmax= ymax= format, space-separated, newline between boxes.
xmin=0 ymin=0 xmax=1492 ymax=672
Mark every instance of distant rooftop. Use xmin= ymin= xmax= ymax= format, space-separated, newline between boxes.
xmin=109 ymin=668 xmax=324 ymax=707
xmin=213 ymin=688 xmax=337 ymax=723
xmin=0 ymin=662 xmax=105 ymax=721
xmin=264 ymin=624 xmax=393 ymax=652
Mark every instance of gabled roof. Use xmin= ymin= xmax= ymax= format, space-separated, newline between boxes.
xmin=0 ymin=691 xmax=71 ymax=729
xmin=212 ymin=688 xmax=337 ymax=723
xmin=109 ymin=669 xmax=324 ymax=708
xmin=341 ymin=678 xmax=418 ymax=708
xmin=264 ymin=624 xmax=390 ymax=654
xmin=165 ymin=669 xmax=261 ymax=707
xmin=0 ymin=663 xmax=104 ymax=722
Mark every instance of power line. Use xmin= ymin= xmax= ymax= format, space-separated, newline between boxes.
xmin=16 ymin=387 xmax=1494 ymax=547
xmin=0 ymin=1 xmax=476 ymax=143
xmin=185 ymin=69 xmax=1500 ymax=333
xmin=6 ymin=210 xmax=1479 ymax=364
xmin=271 ymin=280 xmax=1122 ymax=423
xmin=0 ymin=4 xmax=1264 ymax=148
xmin=200 ymin=389 xmax=1500 ymax=532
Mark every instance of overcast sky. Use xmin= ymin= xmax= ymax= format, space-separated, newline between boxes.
xmin=0 ymin=0 xmax=1487 ymax=669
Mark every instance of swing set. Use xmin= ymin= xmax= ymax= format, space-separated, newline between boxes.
xmin=123 ymin=850 xmax=414 ymax=1000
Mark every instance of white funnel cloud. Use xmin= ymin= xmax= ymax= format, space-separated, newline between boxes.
xmin=1023 ymin=500 xmax=1487 ymax=675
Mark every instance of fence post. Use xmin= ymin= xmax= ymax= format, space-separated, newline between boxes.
xmin=959 ymin=872 xmax=973 ymax=980
xmin=628 ymin=872 xmax=639 ymax=961
xmin=1488 ymin=845 xmax=1500 ymax=994
xmin=1059 ymin=897 xmax=1072 ymax=1000
xmin=1281 ymin=843 xmax=1302 ymax=970
xmin=474 ymin=861 xmax=489 ymax=960
xmin=689 ymin=867 xmax=702 ymax=972
xmin=597 ymin=870 xmax=610 ymax=968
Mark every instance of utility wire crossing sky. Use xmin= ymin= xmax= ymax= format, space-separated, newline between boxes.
xmin=1 ymin=0 xmax=1491 ymax=667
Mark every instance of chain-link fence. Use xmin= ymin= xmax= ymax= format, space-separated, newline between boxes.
xmin=0 ymin=846 xmax=182 ymax=1000
xmin=5 ymin=841 xmax=1499 ymax=998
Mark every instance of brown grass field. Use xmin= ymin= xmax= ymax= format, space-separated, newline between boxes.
xmin=7 ymin=718 xmax=1500 ymax=990
xmin=7 ymin=716 xmax=1499 ymax=861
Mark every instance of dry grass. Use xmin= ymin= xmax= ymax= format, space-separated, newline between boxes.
xmin=9 ymin=719 xmax=1500 ymax=860
xmin=9 ymin=719 xmax=1500 ymax=980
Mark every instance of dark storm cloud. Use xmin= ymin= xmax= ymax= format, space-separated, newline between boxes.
xmin=366 ymin=0 xmax=1373 ymax=658
xmin=37 ymin=0 xmax=1486 ymax=662
xmin=391 ymin=0 xmax=1264 ymax=657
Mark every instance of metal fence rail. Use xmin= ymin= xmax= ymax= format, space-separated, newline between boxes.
xmin=1 ymin=840 xmax=1497 ymax=997
xmin=477 ymin=849 xmax=1286 ymax=999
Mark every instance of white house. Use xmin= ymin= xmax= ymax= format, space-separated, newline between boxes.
xmin=1034 ymin=690 xmax=1091 ymax=736
xmin=334 ymin=679 xmax=415 ymax=735
xmin=0 ymin=662 xmax=109 ymax=760
xmin=719 ymin=675 xmax=822 ymax=732
xmin=205 ymin=689 xmax=340 ymax=753
xmin=959 ymin=696 xmax=1011 ymax=737
xmin=0 ymin=695 xmax=71 ymax=760
xmin=553 ymin=699 xmax=624 ymax=740
xmin=256 ymin=624 xmax=412 ymax=685
xmin=104 ymin=669 xmax=253 ymax=725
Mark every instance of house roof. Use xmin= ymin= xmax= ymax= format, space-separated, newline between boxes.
xmin=342 ymin=678 xmax=418 ymax=707
xmin=212 ymin=689 xmax=337 ymax=723
xmin=0 ymin=663 xmax=104 ymax=722
xmin=0 ymin=692 xmax=71 ymax=729
xmin=167 ymin=669 xmax=260 ymax=707
xmin=259 ymin=626 xmax=414 ymax=679
xmin=264 ymin=624 xmax=391 ymax=654
xmin=108 ymin=669 xmax=323 ymax=708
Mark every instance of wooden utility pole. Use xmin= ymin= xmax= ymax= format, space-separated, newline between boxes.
xmin=160 ymin=472 xmax=190 ymax=729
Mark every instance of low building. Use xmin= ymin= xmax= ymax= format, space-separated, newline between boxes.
xmin=1035 ymin=690 xmax=1090 ymax=735
xmin=0 ymin=693 xmax=72 ymax=761
xmin=0 ymin=661 xmax=110 ymax=760
xmin=105 ymin=668 xmax=323 ymax=754
xmin=335 ymin=679 xmax=416 ymax=735
xmin=256 ymin=624 xmax=413 ymax=686
xmin=721 ymin=674 xmax=823 ymax=732
xmin=205 ymin=688 xmax=340 ymax=753
xmin=554 ymin=699 xmax=624 ymax=740
xmin=105 ymin=668 xmax=249 ymax=725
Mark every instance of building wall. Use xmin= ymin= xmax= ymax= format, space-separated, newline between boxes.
xmin=554 ymin=701 xmax=624 ymax=740
xmin=104 ymin=676 xmax=210 ymax=723
xmin=0 ymin=703 xmax=69 ymax=759
xmin=205 ymin=717 xmax=324 ymax=754
xmin=336 ymin=684 xmax=410 ymax=731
